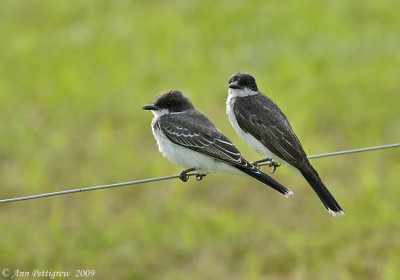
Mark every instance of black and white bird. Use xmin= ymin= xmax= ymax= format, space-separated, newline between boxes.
xmin=226 ymin=73 xmax=344 ymax=216
xmin=142 ymin=90 xmax=293 ymax=197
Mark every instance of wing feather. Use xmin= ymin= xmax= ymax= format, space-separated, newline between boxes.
xmin=158 ymin=111 xmax=258 ymax=170
xmin=234 ymin=93 xmax=307 ymax=165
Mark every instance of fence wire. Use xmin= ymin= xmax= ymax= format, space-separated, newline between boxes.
xmin=1 ymin=143 xmax=399 ymax=204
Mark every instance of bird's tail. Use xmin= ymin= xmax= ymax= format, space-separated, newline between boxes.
xmin=300 ymin=168 xmax=344 ymax=216
xmin=235 ymin=165 xmax=293 ymax=197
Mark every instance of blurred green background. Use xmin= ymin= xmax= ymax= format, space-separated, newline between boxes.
xmin=1 ymin=0 xmax=399 ymax=279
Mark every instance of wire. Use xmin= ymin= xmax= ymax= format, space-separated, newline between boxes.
xmin=306 ymin=143 xmax=400 ymax=159
xmin=1 ymin=143 xmax=399 ymax=204
xmin=0 ymin=175 xmax=184 ymax=204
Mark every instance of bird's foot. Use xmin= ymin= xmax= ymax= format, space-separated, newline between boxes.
xmin=252 ymin=158 xmax=281 ymax=173
xmin=196 ymin=173 xmax=207 ymax=181
xmin=269 ymin=160 xmax=281 ymax=173
xmin=178 ymin=168 xmax=196 ymax=182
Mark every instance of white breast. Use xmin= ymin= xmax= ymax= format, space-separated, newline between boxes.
xmin=226 ymin=92 xmax=281 ymax=162
xmin=151 ymin=118 xmax=239 ymax=174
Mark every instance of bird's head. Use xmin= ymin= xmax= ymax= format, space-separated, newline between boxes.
xmin=142 ymin=90 xmax=194 ymax=114
xmin=228 ymin=72 xmax=259 ymax=92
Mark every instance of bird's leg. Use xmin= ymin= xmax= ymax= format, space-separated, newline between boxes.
xmin=178 ymin=168 xmax=196 ymax=182
xmin=195 ymin=173 xmax=207 ymax=181
xmin=252 ymin=158 xmax=281 ymax=173
xmin=251 ymin=158 xmax=270 ymax=166
xmin=269 ymin=160 xmax=281 ymax=174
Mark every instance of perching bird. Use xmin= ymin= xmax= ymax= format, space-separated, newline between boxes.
xmin=226 ymin=72 xmax=344 ymax=216
xmin=142 ymin=90 xmax=292 ymax=197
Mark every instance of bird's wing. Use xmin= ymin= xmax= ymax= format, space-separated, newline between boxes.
xmin=158 ymin=111 xmax=255 ymax=169
xmin=233 ymin=93 xmax=308 ymax=165
xmin=157 ymin=110 xmax=294 ymax=198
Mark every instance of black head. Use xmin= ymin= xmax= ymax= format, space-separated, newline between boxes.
xmin=142 ymin=90 xmax=194 ymax=113
xmin=228 ymin=72 xmax=258 ymax=91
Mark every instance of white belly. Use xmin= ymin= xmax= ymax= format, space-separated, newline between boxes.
xmin=226 ymin=95 xmax=284 ymax=163
xmin=152 ymin=124 xmax=240 ymax=174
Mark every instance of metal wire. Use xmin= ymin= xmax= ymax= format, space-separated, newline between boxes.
xmin=306 ymin=143 xmax=400 ymax=159
xmin=1 ymin=143 xmax=399 ymax=204
xmin=0 ymin=175 xmax=185 ymax=203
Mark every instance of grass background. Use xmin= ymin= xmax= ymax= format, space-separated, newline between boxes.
xmin=1 ymin=0 xmax=399 ymax=279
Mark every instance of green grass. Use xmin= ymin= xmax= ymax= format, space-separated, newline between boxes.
xmin=1 ymin=0 xmax=399 ymax=279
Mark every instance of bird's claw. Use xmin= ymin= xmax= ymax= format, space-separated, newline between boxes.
xmin=179 ymin=173 xmax=190 ymax=182
xmin=251 ymin=158 xmax=281 ymax=173
xmin=195 ymin=174 xmax=207 ymax=181
xmin=270 ymin=161 xmax=281 ymax=173
xmin=178 ymin=168 xmax=195 ymax=182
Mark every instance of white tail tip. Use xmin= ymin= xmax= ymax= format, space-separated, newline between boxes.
xmin=328 ymin=208 xmax=345 ymax=217
xmin=283 ymin=189 xmax=294 ymax=198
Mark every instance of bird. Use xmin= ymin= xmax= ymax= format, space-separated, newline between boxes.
xmin=142 ymin=89 xmax=293 ymax=197
xmin=226 ymin=72 xmax=344 ymax=216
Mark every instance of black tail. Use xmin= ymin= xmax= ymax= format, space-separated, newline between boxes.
xmin=235 ymin=165 xmax=293 ymax=197
xmin=300 ymin=168 xmax=344 ymax=216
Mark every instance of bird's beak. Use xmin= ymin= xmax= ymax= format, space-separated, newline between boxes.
xmin=142 ymin=103 xmax=158 ymax=110
xmin=229 ymin=81 xmax=241 ymax=89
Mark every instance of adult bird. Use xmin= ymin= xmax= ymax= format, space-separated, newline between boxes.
xmin=226 ymin=72 xmax=344 ymax=215
xmin=143 ymin=90 xmax=293 ymax=197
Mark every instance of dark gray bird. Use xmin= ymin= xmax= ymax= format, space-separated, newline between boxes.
xmin=142 ymin=90 xmax=293 ymax=197
xmin=226 ymin=73 xmax=344 ymax=216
